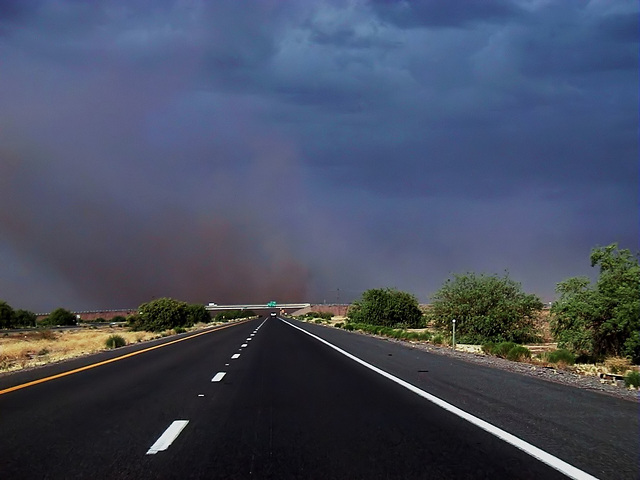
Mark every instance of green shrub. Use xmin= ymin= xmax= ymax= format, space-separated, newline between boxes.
xmin=433 ymin=334 xmax=443 ymax=345
xmin=552 ymin=244 xmax=640 ymax=360
xmin=624 ymin=371 xmax=640 ymax=388
xmin=314 ymin=319 xmax=323 ymax=324
xmin=506 ymin=345 xmax=531 ymax=362
xmin=111 ymin=315 xmax=126 ymax=323
xmin=494 ymin=342 xmax=517 ymax=358
xmin=137 ymin=298 xmax=191 ymax=332
xmin=348 ymin=288 xmax=423 ymax=328
xmin=334 ymin=323 xmax=343 ymax=328
xmin=174 ymin=327 xmax=187 ymax=334
xmin=344 ymin=324 xmax=354 ymax=331
xmin=105 ymin=335 xmax=126 ymax=349
xmin=41 ymin=308 xmax=77 ymax=327
xmin=482 ymin=342 xmax=496 ymax=355
xmin=186 ymin=304 xmax=210 ymax=325
xmin=545 ymin=349 xmax=576 ymax=366
xmin=429 ymin=272 xmax=543 ymax=344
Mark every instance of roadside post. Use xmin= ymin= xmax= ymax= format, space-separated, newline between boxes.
xmin=452 ymin=318 xmax=456 ymax=351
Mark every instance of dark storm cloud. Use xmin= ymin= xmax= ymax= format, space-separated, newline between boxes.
xmin=369 ymin=0 xmax=524 ymax=28
xmin=0 ymin=0 xmax=637 ymax=310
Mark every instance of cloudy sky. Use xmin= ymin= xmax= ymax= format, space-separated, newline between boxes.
xmin=0 ymin=0 xmax=637 ymax=312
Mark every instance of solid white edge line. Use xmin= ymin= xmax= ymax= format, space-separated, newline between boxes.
xmin=146 ymin=420 xmax=189 ymax=455
xmin=280 ymin=318 xmax=600 ymax=480
xmin=211 ymin=371 xmax=226 ymax=382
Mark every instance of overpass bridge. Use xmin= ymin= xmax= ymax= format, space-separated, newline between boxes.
xmin=204 ymin=303 xmax=311 ymax=312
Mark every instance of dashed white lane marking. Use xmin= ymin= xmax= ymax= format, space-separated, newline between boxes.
xmin=198 ymin=394 xmax=205 ymax=397
xmin=280 ymin=319 xmax=600 ymax=480
xmin=211 ymin=372 xmax=226 ymax=382
xmin=250 ymin=333 xmax=255 ymax=336
xmin=241 ymin=343 xmax=248 ymax=348
xmin=246 ymin=338 xmax=252 ymax=341
xmin=146 ymin=420 xmax=189 ymax=455
xmin=231 ymin=353 xmax=241 ymax=359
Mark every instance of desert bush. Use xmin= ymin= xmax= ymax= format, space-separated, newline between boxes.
xmin=348 ymin=288 xmax=423 ymax=328
xmin=483 ymin=342 xmax=530 ymax=362
xmin=482 ymin=342 xmax=495 ymax=355
xmin=544 ymin=349 xmax=576 ymax=366
xmin=111 ymin=315 xmax=127 ymax=323
xmin=105 ymin=335 xmax=126 ymax=349
xmin=624 ymin=371 xmax=640 ymax=388
xmin=0 ymin=301 xmax=38 ymax=329
xmin=433 ymin=334 xmax=443 ymax=345
xmin=494 ymin=342 xmax=517 ymax=358
xmin=506 ymin=345 xmax=531 ymax=362
xmin=135 ymin=298 xmax=191 ymax=332
xmin=14 ymin=309 xmax=37 ymax=328
xmin=174 ymin=327 xmax=187 ymax=334
xmin=430 ymin=272 xmax=542 ymax=344
xmin=551 ymin=244 xmax=640 ymax=362
xmin=41 ymin=308 xmax=77 ymax=327
xmin=186 ymin=304 xmax=210 ymax=325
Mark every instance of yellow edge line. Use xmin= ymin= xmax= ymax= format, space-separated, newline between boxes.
xmin=0 ymin=319 xmax=252 ymax=396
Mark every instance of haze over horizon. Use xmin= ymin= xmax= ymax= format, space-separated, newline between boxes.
xmin=0 ymin=1 xmax=637 ymax=312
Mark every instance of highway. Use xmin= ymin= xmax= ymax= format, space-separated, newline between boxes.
xmin=0 ymin=317 xmax=637 ymax=479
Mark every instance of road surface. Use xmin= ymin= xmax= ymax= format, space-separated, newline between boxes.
xmin=0 ymin=317 xmax=636 ymax=479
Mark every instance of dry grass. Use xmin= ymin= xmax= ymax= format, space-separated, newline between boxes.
xmin=0 ymin=327 xmax=158 ymax=372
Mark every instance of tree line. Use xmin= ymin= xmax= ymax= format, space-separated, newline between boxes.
xmin=348 ymin=243 xmax=639 ymax=364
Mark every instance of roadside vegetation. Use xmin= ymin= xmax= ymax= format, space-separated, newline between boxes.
xmin=0 ymin=302 xmax=40 ymax=329
xmin=307 ymin=243 xmax=639 ymax=388
xmin=127 ymin=297 xmax=213 ymax=332
xmin=428 ymin=272 xmax=543 ymax=344
xmin=347 ymin=288 xmax=423 ymax=328
xmin=215 ymin=309 xmax=257 ymax=322
xmin=550 ymin=244 xmax=639 ymax=364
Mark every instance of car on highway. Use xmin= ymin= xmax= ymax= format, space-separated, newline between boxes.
xmin=270 ymin=312 xmax=276 ymax=317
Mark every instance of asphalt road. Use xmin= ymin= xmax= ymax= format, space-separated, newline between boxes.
xmin=0 ymin=317 xmax=636 ymax=479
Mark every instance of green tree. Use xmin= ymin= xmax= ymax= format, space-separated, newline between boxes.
xmin=186 ymin=304 xmax=211 ymax=325
xmin=551 ymin=244 xmax=640 ymax=362
xmin=42 ymin=308 xmax=77 ymax=326
xmin=347 ymin=288 xmax=423 ymax=328
xmin=429 ymin=273 xmax=543 ymax=344
xmin=0 ymin=301 xmax=16 ymax=329
xmin=136 ymin=297 xmax=191 ymax=332
xmin=14 ymin=309 xmax=37 ymax=328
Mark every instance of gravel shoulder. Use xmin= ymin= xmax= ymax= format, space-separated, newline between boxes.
xmin=382 ymin=336 xmax=639 ymax=402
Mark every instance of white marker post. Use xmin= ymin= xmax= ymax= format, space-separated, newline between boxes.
xmin=452 ymin=318 xmax=456 ymax=351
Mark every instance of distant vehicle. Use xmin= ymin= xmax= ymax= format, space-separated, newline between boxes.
xmin=270 ymin=312 xmax=276 ymax=317
xmin=208 ymin=302 xmax=218 ymax=306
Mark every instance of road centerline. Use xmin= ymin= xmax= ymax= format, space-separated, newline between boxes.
xmin=0 ymin=320 xmax=253 ymax=396
xmin=211 ymin=372 xmax=226 ymax=382
xmin=146 ymin=420 xmax=189 ymax=455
